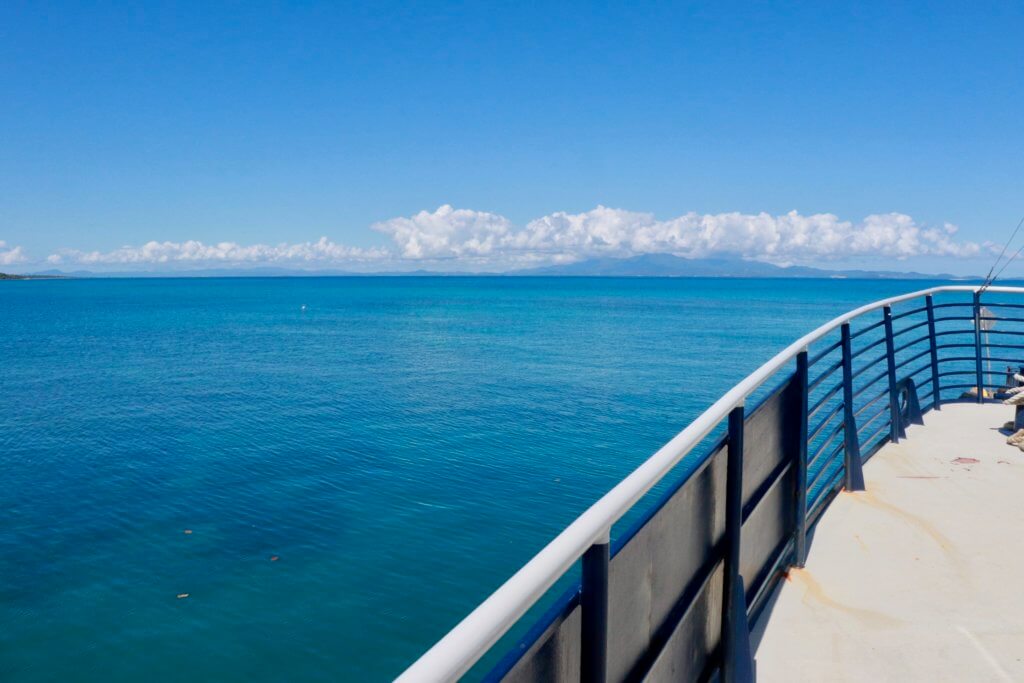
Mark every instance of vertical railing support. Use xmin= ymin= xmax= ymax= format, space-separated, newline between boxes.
xmin=721 ymin=405 xmax=755 ymax=683
xmin=581 ymin=534 xmax=609 ymax=683
xmin=840 ymin=323 xmax=866 ymax=491
xmin=926 ymin=295 xmax=941 ymax=411
xmin=581 ymin=536 xmax=609 ymax=683
xmin=883 ymin=306 xmax=904 ymax=442
xmin=973 ymin=290 xmax=984 ymax=403
xmin=794 ymin=350 xmax=809 ymax=567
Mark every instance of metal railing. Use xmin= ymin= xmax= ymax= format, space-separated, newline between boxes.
xmin=397 ymin=285 xmax=1024 ymax=683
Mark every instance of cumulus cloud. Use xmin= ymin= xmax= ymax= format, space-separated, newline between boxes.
xmin=47 ymin=237 xmax=387 ymax=266
xmin=375 ymin=205 xmax=981 ymax=266
xmin=0 ymin=241 xmax=27 ymax=265
xmin=44 ymin=205 xmax=983 ymax=270
xmin=372 ymin=205 xmax=513 ymax=259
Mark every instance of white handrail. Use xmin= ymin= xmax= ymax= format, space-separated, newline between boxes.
xmin=397 ymin=284 xmax=1022 ymax=682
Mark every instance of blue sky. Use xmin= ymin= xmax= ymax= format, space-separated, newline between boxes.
xmin=1 ymin=1 xmax=1022 ymax=274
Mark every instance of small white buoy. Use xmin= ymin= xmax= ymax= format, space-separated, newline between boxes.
xmin=300 ymin=304 xmax=307 ymax=312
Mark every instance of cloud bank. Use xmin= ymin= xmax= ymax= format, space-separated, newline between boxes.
xmin=0 ymin=241 xmax=27 ymax=265
xmin=25 ymin=205 xmax=983 ymax=271
xmin=47 ymin=238 xmax=386 ymax=266
xmin=374 ymin=205 xmax=981 ymax=266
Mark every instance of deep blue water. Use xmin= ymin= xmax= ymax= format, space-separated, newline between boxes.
xmin=0 ymin=277 xmax=953 ymax=681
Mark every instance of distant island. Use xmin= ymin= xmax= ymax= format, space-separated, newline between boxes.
xmin=0 ymin=272 xmax=64 ymax=280
xmin=15 ymin=254 xmax=982 ymax=280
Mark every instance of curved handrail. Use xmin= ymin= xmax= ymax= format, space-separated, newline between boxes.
xmin=397 ymin=284 xmax=1023 ymax=682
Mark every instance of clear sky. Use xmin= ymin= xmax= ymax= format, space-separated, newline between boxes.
xmin=2 ymin=1 xmax=1023 ymax=274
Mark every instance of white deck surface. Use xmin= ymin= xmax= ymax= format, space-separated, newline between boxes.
xmin=755 ymin=402 xmax=1024 ymax=682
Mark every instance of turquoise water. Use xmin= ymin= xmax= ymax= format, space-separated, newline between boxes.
xmin=0 ymin=277 xmax=952 ymax=681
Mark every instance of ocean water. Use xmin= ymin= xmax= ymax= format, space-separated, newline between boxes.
xmin=0 ymin=276 xmax=952 ymax=681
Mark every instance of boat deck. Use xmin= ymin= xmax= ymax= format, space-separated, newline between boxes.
xmin=755 ymin=402 xmax=1024 ymax=682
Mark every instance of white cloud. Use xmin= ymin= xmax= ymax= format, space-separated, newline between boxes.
xmin=375 ymin=206 xmax=982 ymax=265
xmin=372 ymin=204 xmax=513 ymax=259
xmin=0 ymin=241 xmax=27 ymax=265
xmin=43 ymin=206 xmax=983 ymax=270
xmin=48 ymin=237 xmax=387 ymax=266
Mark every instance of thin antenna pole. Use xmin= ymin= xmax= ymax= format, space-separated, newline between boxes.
xmin=982 ymin=214 xmax=1024 ymax=291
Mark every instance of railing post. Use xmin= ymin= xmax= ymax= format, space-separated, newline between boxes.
xmin=794 ymin=350 xmax=809 ymax=567
xmin=882 ymin=306 xmax=904 ymax=442
xmin=722 ymin=405 xmax=755 ymax=683
xmin=973 ymin=290 xmax=984 ymax=403
xmin=581 ymin=535 xmax=609 ymax=683
xmin=840 ymin=323 xmax=865 ymax=491
xmin=926 ymin=295 xmax=941 ymax=411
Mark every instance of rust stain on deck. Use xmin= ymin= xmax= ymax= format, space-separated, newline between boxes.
xmin=787 ymin=568 xmax=901 ymax=628
xmin=846 ymin=490 xmax=955 ymax=553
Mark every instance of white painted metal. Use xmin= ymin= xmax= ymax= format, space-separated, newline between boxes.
xmin=396 ymin=285 xmax=1024 ymax=683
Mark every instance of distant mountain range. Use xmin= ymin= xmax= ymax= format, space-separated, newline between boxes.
xmin=509 ymin=254 xmax=975 ymax=279
xmin=7 ymin=254 xmax=980 ymax=280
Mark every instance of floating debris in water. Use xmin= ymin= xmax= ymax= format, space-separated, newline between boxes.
xmin=301 ymin=304 xmax=307 ymax=312
xmin=177 ymin=593 xmax=189 ymax=599
xmin=270 ymin=555 xmax=279 ymax=562
xmin=183 ymin=529 xmax=193 ymax=535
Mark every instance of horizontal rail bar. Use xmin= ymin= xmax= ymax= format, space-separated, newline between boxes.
xmin=808 ymin=381 xmax=843 ymax=419
xmin=852 ymin=369 xmax=888 ymax=400
xmin=977 ymin=316 xmax=1024 ymax=324
xmin=808 ymin=480 xmax=843 ymax=524
xmin=894 ymin=348 xmax=931 ymax=370
xmin=900 ymin=362 xmax=933 ymax=380
xmin=890 ymin=305 xmax=928 ymax=321
xmin=894 ymin=334 xmax=931 ymax=355
xmin=981 ymin=342 xmax=1024 ymax=351
xmin=809 ymin=404 xmax=844 ymax=442
xmin=809 ymin=421 xmax=845 ymax=465
xmin=857 ymin=404 xmax=889 ymax=435
xmin=974 ymin=329 xmax=1024 ymax=337
xmin=938 ymin=355 xmax=988 ymax=364
xmin=974 ymin=302 xmax=1024 ymax=310
xmin=852 ymin=353 xmax=887 ymax=379
xmin=808 ymin=360 xmax=843 ymax=391
xmin=859 ymin=422 xmax=890 ymax=452
xmin=937 ymin=369 xmax=1016 ymax=379
xmin=851 ymin=336 xmax=887 ymax=359
xmin=944 ymin=356 xmax=1024 ymax=367
xmin=808 ymin=339 xmax=843 ymax=367
xmin=853 ymin=389 xmax=889 ymax=419
xmin=850 ymin=319 xmax=886 ymax=339
xmin=808 ymin=444 xmax=844 ymax=492
xmin=939 ymin=382 xmax=1007 ymax=392
xmin=891 ymin=319 xmax=929 ymax=337
xmin=935 ymin=342 xmax=975 ymax=351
